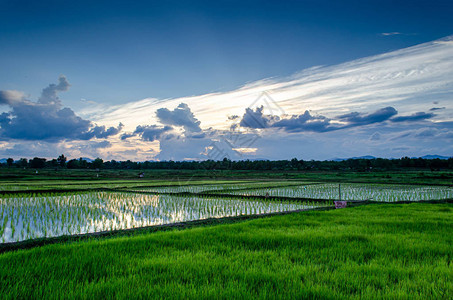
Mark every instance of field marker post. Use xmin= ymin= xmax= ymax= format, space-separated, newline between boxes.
xmin=339 ymin=184 xmax=341 ymax=201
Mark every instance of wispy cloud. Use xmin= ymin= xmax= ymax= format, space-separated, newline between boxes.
xmin=391 ymin=112 xmax=435 ymax=122
xmin=381 ymin=32 xmax=402 ymax=36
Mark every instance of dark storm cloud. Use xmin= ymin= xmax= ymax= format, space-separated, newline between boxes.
xmin=0 ymin=76 xmax=122 ymax=141
xmin=237 ymin=106 xmax=397 ymax=133
xmin=120 ymin=132 xmax=136 ymax=140
xmin=156 ymin=103 xmax=201 ymax=132
xmin=430 ymin=107 xmax=445 ymax=111
xmin=271 ymin=110 xmax=332 ymax=133
xmin=391 ymin=112 xmax=435 ymax=122
xmin=77 ymin=123 xmax=124 ymax=140
xmin=237 ymin=106 xmax=437 ymax=134
xmin=338 ymin=107 xmax=398 ymax=126
xmin=133 ymin=125 xmax=173 ymax=142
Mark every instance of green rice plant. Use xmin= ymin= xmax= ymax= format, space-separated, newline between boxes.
xmin=0 ymin=184 xmax=400 ymax=244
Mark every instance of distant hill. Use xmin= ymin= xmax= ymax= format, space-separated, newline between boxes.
xmin=78 ymin=157 xmax=94 ymax=162
xmin=330 ymin=155 xmax=451 ymax=161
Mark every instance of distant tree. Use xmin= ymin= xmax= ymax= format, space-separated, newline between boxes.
xmin=78 ymin=158 xmax=88 ymax=168
xmin=92 ymin=158 xmax=104 ymax=169
xmin=18 ymin=158 xmax=28 ymax=168
xmin=67 ymin=159 xmax=80 ymax=169
xmin=49 ymin=159 xmax=58 ymax=168
xmin=57 ymin=154 xmax=67 ymax=167
xmin=6 ymin=158 xmax=14 ymax=168
xmin=29 ymin=157 xmax=46 ymax=169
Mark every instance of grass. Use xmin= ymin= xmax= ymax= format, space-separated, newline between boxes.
xmin=2 ymin=168 xmax=453 ymax=186
xmin=0 ymin=202 xmax=451 ymax=299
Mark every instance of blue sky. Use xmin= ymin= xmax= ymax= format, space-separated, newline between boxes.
xmin=2 ymin=0 xmax=453 ymax=105
xmin=1 ymin=0 xmax=452 ymax=160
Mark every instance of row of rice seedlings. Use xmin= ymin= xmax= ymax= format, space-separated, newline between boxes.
xmin=0 ymin=192 xmax=328 ymax=243
xmin=227 ymin=183 xmax=453 ymax=201
xmin=132 ymin=181 xmax=309 ymax=194
xmin=0 ymin=185 xmax=31 ymax=191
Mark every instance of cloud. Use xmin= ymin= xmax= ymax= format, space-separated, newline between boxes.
xmin=381 ymin=32 xmax=402 ymax=36
xmin=233 ymin=147 xmax=257 ymax=154
xmin=120 ymin=132 xmax=136 ymax=140
xmin=157 ymin=136 xmax=214 ymax=161
xmin=90 ymin=140 xmax=112 ymax=148
xmin=122 ymin=103 xmax=209 ymax=142
xmin=391 ymin=112 xmax=435 ymax=122
xmin=413 ymin=127 xmax=453 ymax=140
xmin=156 ymin=103 xmax=201 ymax=132
xmin=239 ymin=106 xmax=335 ymax=133
xmin=0 ymin=77 xmax=122 ymax=141
xmin=414 ymin=128 xmax=438 ymax=137
xmin=0 ymin=90 xmax=27 ymax=106
xmin=189 ymin=132 xmax=207 ymax=139
xmin=429 ymin=107 xmax=445 ymax=111
xmin=239 ymin=106 xmax=400 ymax=133
xmin=77 ymin=123 xmax=124 ymax=140
xmin=239 ymin=106 xmax=276 ymax=129
xmin=338 ymin=107 xmax=398 ymax=126
xmin=133 ymin=125 xmax=173 ymax=142
xmin=236 ymin=105 xmax=441 ymax=134
xmin=370 ymin=132 xmax=381 ymax=141
xmin=38 ymin=75 xmax=70 ymax=105
xmin=272 ymin=110 xmax=332 ymax=132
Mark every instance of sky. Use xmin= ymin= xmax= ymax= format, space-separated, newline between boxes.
xmin=0 ymin=0 xmax=452 ymax=161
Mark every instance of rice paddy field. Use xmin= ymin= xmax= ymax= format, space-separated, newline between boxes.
xmin=0 ymin=191 xmax=326 ymax=243
xmin=0 ymin=172 xmax=452 ymax=298
xmin=224 ymin=183 xmax=453 ymax=201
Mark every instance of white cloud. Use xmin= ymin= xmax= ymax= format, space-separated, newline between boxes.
xmin=381 ymin=32 xmax=402 ymax=36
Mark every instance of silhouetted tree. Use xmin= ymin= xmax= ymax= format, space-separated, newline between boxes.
xmin=92 ymin=158 xmax=104 ymax=169
xmin=18 ymin=158 xmax=28 ymax=168
xmin=29 ymin=157 xmax=46 ymax=169
xmin=78 ymin=158 xmax=88 ymax=168
xmin=57 ymin=154 xmax=67 ymax=167
xmin=6 ymin=158 xmax=14 ymax=168
xmin=67 ymin=159 xmax=80 ymax=169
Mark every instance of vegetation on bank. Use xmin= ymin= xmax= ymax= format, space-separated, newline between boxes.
xmin=2 ymin=155 xmax=453 ymax=172
xmin=1 ymin=168 xmax=453 ymax=187
xmin=0 ymin=203 xmax=451 ymax=299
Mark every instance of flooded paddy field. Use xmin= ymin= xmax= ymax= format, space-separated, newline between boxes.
xmin=0 ymin=191 xmax=326 ymax=243
xmin=1 ymin=180 xmax=451 ymax=244
xmin=224 ymin=183 xmax=453 ymax=201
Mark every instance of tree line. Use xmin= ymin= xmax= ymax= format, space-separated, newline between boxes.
xmin=2 ymin=155 xmax=453 ymax=171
